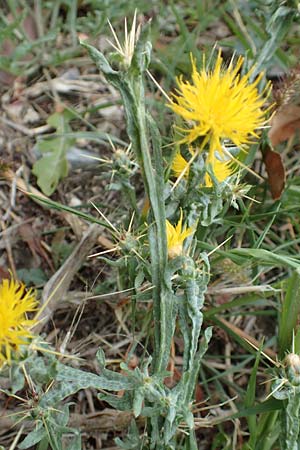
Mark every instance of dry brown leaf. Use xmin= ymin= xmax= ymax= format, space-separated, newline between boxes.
xmin=0 ymin=266 xmax=10 ymax=281
xmin=19 ymin=223 xmax=54 ymax=271
xmin=268 ymin=104 xmax=300 ymax=146
xmin=263 ymin=146 xmax=285 ymax=200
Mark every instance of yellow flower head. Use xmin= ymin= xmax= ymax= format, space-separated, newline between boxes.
xmin=166 ymin=211 xmax=194 ymax=259
xmin=171 ymin=152 xmax=189 ymax=179
xmin=171 ymin=147 xmax=234 ymax=186
xmin=169 ymin=51 xmax=268 ymax=151
xmin=205 ymin=151 xmax=235 ymax=187
xmin=0 ymin=278 xmax=38 ymax=365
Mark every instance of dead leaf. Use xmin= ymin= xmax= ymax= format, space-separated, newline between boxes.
xmin=0 ymin=267 xmax=10 ymax=281
xmin=19 ymin=223 xmax=54 ymax=271
xmin=263 ymin=146 xmax=285 ymax=200
xmin=268 ymin=104 xmax=300 ymax=146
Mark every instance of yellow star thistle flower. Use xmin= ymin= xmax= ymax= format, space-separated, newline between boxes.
xmin=166 ymin=211 xmax=194 ymax=259
xmin=169 ymin=52 xmax=267 ymax=147
xmin=171 ymin=152 xmax=189 ymax=179
xmin=205 ymin=150 xmax=235 ymax=187
xmin=171 ymin=147 xmax=234 ymax=186
xmin=168 ymin=51 xmax=269 ymax=183
xmin=0 ymin=278 xmax=38 ymax=366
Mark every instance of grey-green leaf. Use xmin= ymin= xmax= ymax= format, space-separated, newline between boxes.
xmin=18 ymin=425 xmax=46 ymax=449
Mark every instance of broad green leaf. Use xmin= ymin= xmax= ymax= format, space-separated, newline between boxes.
xmin=32 ymin=146 xmax=69 ymax=196
xmin=33 ymin=110 xmax=75 ymax=195
xmin=40 ymin=361 xmax=138 ymax=408
xmin=18 ymin=425 xmax=46 ymax=449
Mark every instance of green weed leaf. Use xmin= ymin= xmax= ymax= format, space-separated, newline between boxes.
xmin=280 ymin=391 xmax=300 ymax=450
xmin=33 ymin=110 xmax=75 ymax=195
xmin=18 ymin=425 xmax=46 ymax=449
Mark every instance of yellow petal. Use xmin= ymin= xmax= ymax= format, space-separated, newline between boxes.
xmin=166 ymin=213 xmax=194 ymax=259
xmin=0 ymin=278 xmax=38 ymax=366
xmin=168 ymin=51 xmax=269 ymax=153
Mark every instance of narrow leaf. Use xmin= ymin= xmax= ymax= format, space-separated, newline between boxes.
xmin=279 ymin=271 xmax=300 ymax=359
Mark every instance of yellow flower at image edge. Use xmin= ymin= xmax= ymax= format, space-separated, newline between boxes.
xmin=166 ymin=212 xmax=194 ymax=259
xmin=0 ymin=278 xmax=38 ymax=365
xmin=168 ymin=51 xmax=269 ymax=183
